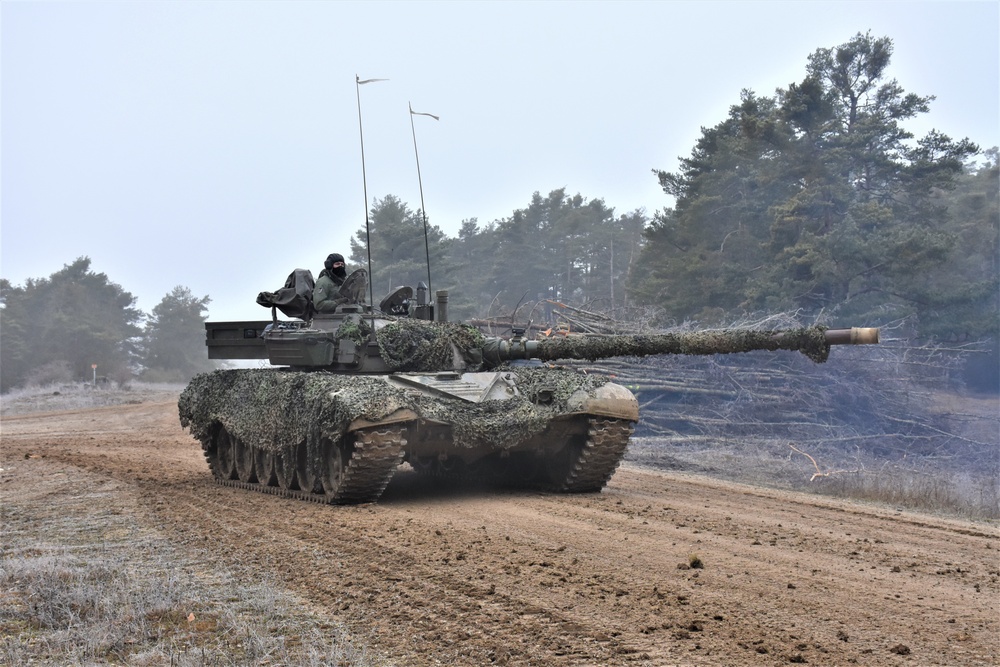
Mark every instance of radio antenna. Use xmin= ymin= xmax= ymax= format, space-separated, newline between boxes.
xmin=355 ymin=75 xmax=388 ymax=322
xmin=409 ymin=102 xmax=439 ymax=297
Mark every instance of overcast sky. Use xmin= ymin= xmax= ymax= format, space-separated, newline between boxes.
xmin=3 ymin=1 xmax=998 ymax=322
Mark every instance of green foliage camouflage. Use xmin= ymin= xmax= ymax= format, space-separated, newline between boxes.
xmin=374 ymin=319 xmax=486 ymax=371
xmin=334 ymin=318 xmax=373 ymax=347
xmin=178 ymin=366 xmax=609 ymax=455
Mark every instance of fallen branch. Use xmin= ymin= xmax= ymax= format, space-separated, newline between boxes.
xmin=789 ymin=444 xmax=860 ymax=481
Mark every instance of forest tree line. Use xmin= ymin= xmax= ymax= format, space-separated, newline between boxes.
xmin=352 ymin=33 xmax=996 ymax=346
xmin=2 ymin=32 xmax=997 ymax=393
xmin=0 ymin=259 xmax=216 ymax=392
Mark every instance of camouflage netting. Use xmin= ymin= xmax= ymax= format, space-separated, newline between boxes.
xmin=335 ymin=318 xmax=373 ymax=347
xmin=178 ymin=369 xmax=409 ymax=454
xmin=534 ymin=327 xmax=833 ymax=364
xmin=374 ymin=319 xmax=487 ymax=372
xmin=178 ymin=366 xmax=609 ymax=454
xmin=416 ymin=366 xmax=610 ymax=448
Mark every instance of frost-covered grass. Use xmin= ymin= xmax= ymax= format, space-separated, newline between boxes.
xmin=1 ymin=382 xmax=386 ymax=665
xmin=0 ymin=466 xmax=383 ymax=667
xmin=0 ymin=381 xmax=186 ymax=416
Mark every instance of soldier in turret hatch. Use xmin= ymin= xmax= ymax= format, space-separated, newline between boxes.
xmin=313 ymin=253 xmax=349 ymax=313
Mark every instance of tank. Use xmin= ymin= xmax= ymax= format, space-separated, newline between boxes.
xmin=178 ymin=270 xmax=880 ymax=504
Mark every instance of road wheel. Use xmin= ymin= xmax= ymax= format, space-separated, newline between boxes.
xmin=213 ymin=426 xmax=238 ymax=481
xmin=254 ymin=448 xmax=276 ymax=487
xmin=234 ymin=436 xmax=256 ymax=483
xmin=319 ymin=437 xmax=350 ymax=500
xmin=296 ymin=441 xmax=320 ymax=494
xmin=275 ymin=449 xmax=299 ymax=491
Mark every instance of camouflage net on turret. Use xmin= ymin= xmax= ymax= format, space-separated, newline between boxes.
xmin=178 ymin=365 xmax=608 ymax=455
xmin=535 ymin=327 xmax=833 ymax=364
xmin=334 ymin=318 xmax=373 ymax=346
xmin=374 ymin=319 xmax=486 ymax=372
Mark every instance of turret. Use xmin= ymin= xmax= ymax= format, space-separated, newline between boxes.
xmin=228 ymin=269 xmax=879 ymax=372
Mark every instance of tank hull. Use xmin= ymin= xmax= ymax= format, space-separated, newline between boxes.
xmin=179 ymin=367 xmax=638 ymax=504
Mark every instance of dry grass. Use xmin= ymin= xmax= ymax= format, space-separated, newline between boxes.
xmin=627 ymin=434 xmax=999 ymax=521
xmin=0 ymin=456 xmax=384 ymax=666
xmin=810 ymin=467 xmax=999 ymax=519
xmin=0 ymin=381 xmax=187 ymax=417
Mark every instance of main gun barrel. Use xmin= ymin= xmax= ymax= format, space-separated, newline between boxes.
xmin=817 ymin=327 xmax=879 ymax=346
xmin=481 ymin=326 xmax=879 ymax=368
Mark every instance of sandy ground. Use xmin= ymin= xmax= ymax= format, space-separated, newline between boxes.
xmin=1 ymin=396 xmax=997 ymax=666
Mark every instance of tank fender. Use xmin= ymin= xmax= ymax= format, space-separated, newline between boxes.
xmin=568 ymin=381 xmax=639 ymax=421
xmin=347 ymin=408 xmax=419 ymax=431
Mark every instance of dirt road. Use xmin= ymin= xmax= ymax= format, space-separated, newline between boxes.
xmin=2 ymin=397 xmax=997 ymax=666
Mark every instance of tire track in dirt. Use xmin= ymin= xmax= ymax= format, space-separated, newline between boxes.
xmin=145 ymin=482 xmax=633 ymax=665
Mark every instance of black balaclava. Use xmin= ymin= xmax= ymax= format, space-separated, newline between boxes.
xmin=324 ymin=253 xmax=347 ymax=280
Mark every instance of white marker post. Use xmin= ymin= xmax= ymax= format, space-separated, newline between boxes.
xmin=91 ymin=364 xmax=97 ymax=386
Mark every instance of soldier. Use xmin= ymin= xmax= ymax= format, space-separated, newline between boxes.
xmin=313 ymin=253 xmax=348 ymax=313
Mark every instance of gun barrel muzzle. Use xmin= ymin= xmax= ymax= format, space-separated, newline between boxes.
xmin=824 ymin=327 xmax=880 ymax=346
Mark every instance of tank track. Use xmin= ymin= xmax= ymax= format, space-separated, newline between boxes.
xmin=547 ymin=417 xmax=634 ymax=493
xmin=207 ymin=425 xmax=406 ymax=505
xmin=332 ymin=427 xmax=408 ymax=503
xmin=205 ymin=417 xmax=629 ymax=502
xmin=411 ymin=417 xmax=634 ymax=494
